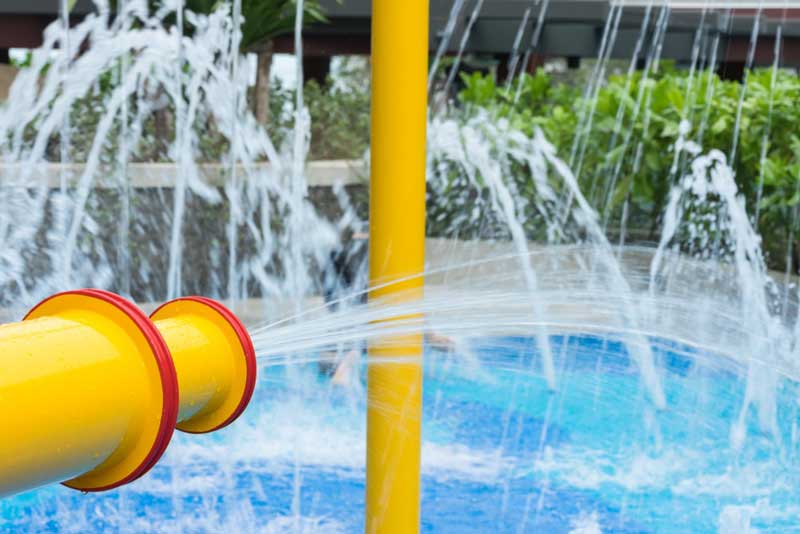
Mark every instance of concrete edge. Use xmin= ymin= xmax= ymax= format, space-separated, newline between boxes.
xmin=0 ymin=159 xmax=369 ymax=189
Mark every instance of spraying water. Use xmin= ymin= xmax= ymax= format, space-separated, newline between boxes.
xmin=1 ymin=1 xmax=799 ymax=532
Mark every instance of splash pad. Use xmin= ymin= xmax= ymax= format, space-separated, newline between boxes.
xmin=1 ymin=0 xmax=800 ymax=533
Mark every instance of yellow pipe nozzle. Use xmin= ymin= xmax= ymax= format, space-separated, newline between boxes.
xmin=150 ymin=297 xmax=256 ymax=434
xmin=0 ymin=289 xmax=256 ymax=499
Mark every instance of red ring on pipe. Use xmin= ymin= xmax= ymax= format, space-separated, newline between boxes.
xmin=151 ymin=297 xmax=257 ymax=433
xmin=24 ymin=288 xmax=179 ymax=492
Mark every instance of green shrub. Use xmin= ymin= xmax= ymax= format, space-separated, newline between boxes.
xmin=453 ymin=68 xmax=800 ymax=273
xmin=303 ymin=77 xmax=370 ymax=160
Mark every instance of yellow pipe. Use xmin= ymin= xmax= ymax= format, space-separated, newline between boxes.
xmin=0 ymin=289 xmax=255 ymax=498
xmin=150 ymin=296 xmax=256 ymax=434
xmin=367 ymin=0 xmax=428 ymax=532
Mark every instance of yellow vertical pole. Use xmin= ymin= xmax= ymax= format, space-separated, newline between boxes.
xmin=367 ymin=0 xmax=428 ymax=533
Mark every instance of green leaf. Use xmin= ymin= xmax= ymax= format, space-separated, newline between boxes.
xmin=661 ymin=120 xmax=680 ymax=138
xmin=711 ymin=117 xmax=728 ymax=135
xmin=239 ymin=0 xmax=327 ymax=51
xmin=666 ymin=87 xmax=684 ymax=112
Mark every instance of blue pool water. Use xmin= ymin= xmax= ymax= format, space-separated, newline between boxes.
xmin=2 ymin=335 xmax=798 ymax=533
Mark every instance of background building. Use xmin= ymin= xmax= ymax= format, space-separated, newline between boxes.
xmin=1 ymin=0 xmax=798 ymax=97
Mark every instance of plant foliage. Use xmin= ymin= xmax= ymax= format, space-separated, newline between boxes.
xmin=453 ymin=68 xmax=800 ymax=272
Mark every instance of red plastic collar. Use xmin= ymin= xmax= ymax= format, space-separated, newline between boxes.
xmin=151 ymin=296 xmax=257 ymax=434
xmin=24 ymin=289 xmax=180 ymax=492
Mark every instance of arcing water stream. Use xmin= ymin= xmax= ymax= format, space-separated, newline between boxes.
xmin=1 ymin=1 xmax=799 ymax=532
